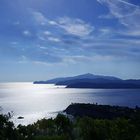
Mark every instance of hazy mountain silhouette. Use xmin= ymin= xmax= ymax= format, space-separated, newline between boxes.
xmin=34 ymin=73 xmax=121 ymax=84
xmin=34 ymin=73 xmax=140 ymax=89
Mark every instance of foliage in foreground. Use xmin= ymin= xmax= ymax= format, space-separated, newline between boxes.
xmin=0 ymin=113 xmax=140 ymax=140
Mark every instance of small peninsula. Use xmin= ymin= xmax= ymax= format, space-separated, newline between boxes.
xmin=64 ymin=103 xmax=140 ymax=119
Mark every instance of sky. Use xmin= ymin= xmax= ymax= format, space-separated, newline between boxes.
xmin=0 ymin=0 xmax=140 ymax=82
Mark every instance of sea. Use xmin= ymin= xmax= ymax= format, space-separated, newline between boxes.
xmin=0 ymin=82 xmax=140 ymax=126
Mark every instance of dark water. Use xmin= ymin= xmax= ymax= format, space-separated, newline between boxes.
xmin=0 ymin=82 xmax=140 ymax=125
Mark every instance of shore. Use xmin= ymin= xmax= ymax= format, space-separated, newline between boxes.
xmin=64 ymin=103 xmax=140 ymax=119
xmin=1 ymin=103 xmax=140 ymax=140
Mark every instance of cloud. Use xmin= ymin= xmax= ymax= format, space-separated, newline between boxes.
xmin=32 ymin=53 xmax=62 ymax=63
xmin=48 ymin=20 xmax=57 ymax=25
xmin=98 ymin=0 xmax=140 ymax=36
xmin=48 ymin=17 xmax=94 ymax=37
xmin=98 ymin=14 xmax=113 ymax=19
xmin=32 ymin=11 xmax=47 ymax=25
xmin=32 ymin=11 xmax=95 ymax=44
xmin=32 ymin=10 xmax=94 ymax=39
xmin=58 ymin=17 xmax=94 ymax=37
xmin=63 ymin=54 xmax=114 ymax=64
xmin=44 ymin=31 xmax=51 ymax=35
xmin=98 ymin=28 xmax=113 ymax=37
xmin=48 ymin=37 xmax=61 ymax=42
xmin=17 ymin=9 xmax=140 ymax=64
xmin=23 ymin=30 xmax=31 ymax=36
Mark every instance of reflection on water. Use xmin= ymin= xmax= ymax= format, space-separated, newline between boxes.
xmin=0 ymin=82 xmax=140 ymax=125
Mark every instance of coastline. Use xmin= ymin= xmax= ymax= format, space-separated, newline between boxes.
xmin=1 ymin=103 xmax=140 ymax=140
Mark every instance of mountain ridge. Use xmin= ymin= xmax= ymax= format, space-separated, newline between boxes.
xmin=34 ymin=73 xmax=122 ymax=84
xmin=33 ymin=73 xmax=140 ymax=88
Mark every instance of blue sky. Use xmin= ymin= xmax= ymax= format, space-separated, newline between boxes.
xmin=0 ymin=0 xmax=140 ymax=81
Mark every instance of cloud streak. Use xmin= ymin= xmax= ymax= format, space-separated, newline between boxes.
xmin=98 ymin=0 xmax=140 ymax=36
xmin=32 ymin=11 xmax=47 ymax=25
xmin=55 ymin=17 xmax=94 ymax=37
xmin=32 ymin=11 xmax=94 ymax=38
xmin=23 ymin=30 xmax=31 ymax=36
xmin=2 ymin=6 xmax=140 ymax=65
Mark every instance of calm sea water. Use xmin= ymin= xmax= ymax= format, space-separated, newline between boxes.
xmin=0 ymin=82 xmax=140 ymax=125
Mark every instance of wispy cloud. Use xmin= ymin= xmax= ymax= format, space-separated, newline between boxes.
xmin=63 ymin=54 xmax=114 ymax=64
xmin=55 ymin=17 xmax=94 ymax=37
xmin=32 ymin=11 xmax=47 ymax=25
xmin=33 ymin=13 xmax=95 ymax=37
xmin=16 ymin=9 xmax=140 ymax=64
xmin=48 ymin=37 xmax=61 ymax=42
xmin=98 ymin=0 xmax=140 ymax=36
xmin=32 ymin=11 xmax=95 ymax=43
xmin=23 ymin=30 xmax=31 ymax=36
xmin=43 ymin=31 xmax=51 ymax=35
xmin=48 ymin=20 xmax=57 ymax=25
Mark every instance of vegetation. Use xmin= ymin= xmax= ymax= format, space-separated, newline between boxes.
xmin=64 ymin=103 xmax=140 ymax=119
xmin=1 ymin=105 xmax=140 ymax=140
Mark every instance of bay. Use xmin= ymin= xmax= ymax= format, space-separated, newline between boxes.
xmin=0 ymin=82 xmax=140 ymax=125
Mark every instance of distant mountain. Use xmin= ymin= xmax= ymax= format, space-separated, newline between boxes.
xmin=33 ymin=73 xmax=121 ymax=84
xmin=33 ymin=73 xmax=140 ymax=89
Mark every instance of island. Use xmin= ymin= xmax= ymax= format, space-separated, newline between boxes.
xmin=34 ymin=73 xmax=140 ymax=89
